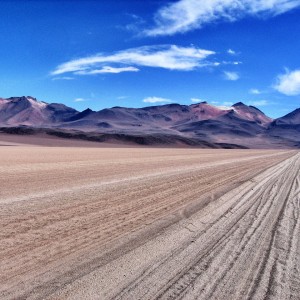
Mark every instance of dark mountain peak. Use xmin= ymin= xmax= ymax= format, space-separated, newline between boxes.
xmin=97 ymin=108 xmax=117 ymax=117
xmin=26 ymin=96 xmax=37 ymax=101
xmin=286 ymin=107 xmax=300 ymax=117
xmin=226 ymin=109 xmax=235 ymax=114
xmin=67 ymin=108 xmax=94 ymax=122
xmin=83 ymin=108 xmax=94 ymax=113
xmin=7 ymin=96 xmax=32 ymax=100
xmin=232 ymin=102 xmax=246 ymax=107
xmin=164 ymin=103 xmax=181 ymax=107
xmin=143 ymin=103 xmax=189 ymax=112
xmin=47 ymin=103 xmax=77 ymax=112
xmin=45 ymin=102 xmax=78 ymax=123
xmin=249 ymin=105 xmax=263 ymax=113
xmin=274 ymin=107 xmax=300 ymax=125
xmin=191 ymin=101 xmax=207 ymax=105
xmin=7 ymin=96 xmax=30 ymax=102
xmin=159 ymin=103 xmax=188 ymax=110
xmin=77 ymin=108 xmax=94 ymax=116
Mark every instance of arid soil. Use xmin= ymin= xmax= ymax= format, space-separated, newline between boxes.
xmin=0 ymin=146 xmax=298 ymax=299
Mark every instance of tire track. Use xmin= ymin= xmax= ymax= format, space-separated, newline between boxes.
xmin=0 ymin=148 xmax=296 ymax=299
xmin=104 ymin=153 xmax=300 ymax=300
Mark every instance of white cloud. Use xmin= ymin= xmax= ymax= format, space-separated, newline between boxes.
xmin=75 ymin=66 xmax=139 ymax=75
xmin=51 ymin=45 xmax=215 ymax=76
xmin=249 ymin=100 xmax=268 ymax=106
xmin=227 ymin=49 xmax=236 ymax=55
xmin=223 ymin=101 xmax=234 ymax=106
xmin=145 ymin=0 xmax=300 ymax=36
xmin=143 ymin=96 xmax=172 ymax=103
xmin=191 ymin=97 xmax=205 ymax=103
xmin=224 ymin=71 xmax=240 ymax=81
xmin=249 ymin=88 xmax=261 ymax=94
xmin=222 ymin=60 xmax=242 ymax=65
xmin=124 ymin=14 xmax=143 ymax=30
xmin=74 ymin=98 xmax=86 ymax=102
xmin=52 ymin=76 xmax=74 ymax=81
xmin=274 ymin=69 xmax=300 ymax=95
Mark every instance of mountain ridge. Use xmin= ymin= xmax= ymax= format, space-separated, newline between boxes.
xmin=0 ymin=96 xmax=299 ymax=148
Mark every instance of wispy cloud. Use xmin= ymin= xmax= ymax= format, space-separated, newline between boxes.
xmin=145 ymin=0 xmax=300 ymax=36
xmin=222 ymin=60 xmax=242 ymax=66
xmin=125 ymin=14 xmax=146 ymax=32
xmin=143 ymin=96 xmax=172 ymax=104
xmin=191 ymin=97 xmax=205 ymax=103
xmin=249 ymin=88 xmax=261 ymax=94
xmin=224 ymin=71 xmax=240 ymax=81
xmin=51 ymin=45 xmax=216 ymax=76
xmin=223 ymin=101 xmax=234 ymax=106
xmin=273 ymin=68 xmax=300 ymax=95
xmin=248 ymin=100 xmax=269 ymax=106
xmin=74 ymin=98 xmax=86 ymax=102
xmin=52 ymin=76 xmax=74 ymax=81
xmin=227 ymin=49 xmax=236 ymax=55
xmin=75 ymin=66 xmax=139 ymax=75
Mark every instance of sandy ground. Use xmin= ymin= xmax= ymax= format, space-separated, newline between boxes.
xmin=0 ymin=146 xmax=298 ymax=299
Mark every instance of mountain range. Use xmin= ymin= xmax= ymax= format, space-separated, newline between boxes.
xmin=0 ymin=96 xmax=299 ymax=148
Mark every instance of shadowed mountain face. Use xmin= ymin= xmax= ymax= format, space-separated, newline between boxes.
xmin=0 ymin=96 xmax=299 ymax=148
xmin=272 ymin=108 xmax=300 ymax=126
xmin=267 ymin=108 xmax=300 ymax=144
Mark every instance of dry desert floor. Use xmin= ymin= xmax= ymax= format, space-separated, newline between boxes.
xmin=0 ymin=144 xmax=299 ymax=299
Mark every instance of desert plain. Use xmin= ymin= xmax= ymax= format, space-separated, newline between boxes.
xmin=0 ymin=138 xmax=299 ymax=300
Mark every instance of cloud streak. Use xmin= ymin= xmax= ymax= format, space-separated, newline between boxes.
xmin=145 ymin=0 xmax=300 ymax=36
xmin=274 ymin=69 xmax=300 ymax=95
xmin=143 ymin=96 xmax=172 ymax=103
xmin=51 ymin=76 xmax=74 ymax=81
xmin=75 ymin=66 xmax=139 ymax=75
xmin=191 ymin=98 xmax=205 ymax=103
xmin=224 ymin=71 xmax=240 ymax=81
xmin=249 ymin=88 xmax=261 ymax=94
xmin=249 ymin=100 xmax=269 ymax=106
xmin=51 ymin=45 xmax=215 ymax=76
xmin=227 ymin=49 xmax=236 ymax=55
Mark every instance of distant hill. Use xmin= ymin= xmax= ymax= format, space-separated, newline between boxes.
xmin=0 ymin=96 xmax=299 ymax=148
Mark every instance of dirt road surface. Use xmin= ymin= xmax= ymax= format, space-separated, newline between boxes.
xmin=0 ymin=147 xmax=298 ymax=299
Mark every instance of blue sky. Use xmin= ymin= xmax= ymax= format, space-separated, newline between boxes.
xmin=0 ymin=0 xmax=300 ymax=118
